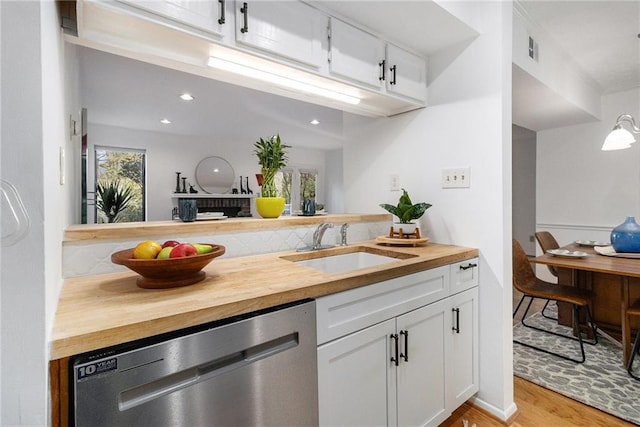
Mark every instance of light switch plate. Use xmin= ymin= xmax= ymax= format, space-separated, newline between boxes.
xmin=390 ymin=174 xmax=400 ymax=191
xmin=442 ymin=168 xmax=470 ymax=188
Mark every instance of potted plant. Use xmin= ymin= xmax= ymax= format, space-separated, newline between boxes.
xmin=254 ymin=134 xmax=290 ymax=218
xmin=96 ymin=179 xmax=135 ymax=223
xmin=379 ymin=189 xmax=431 ymax=235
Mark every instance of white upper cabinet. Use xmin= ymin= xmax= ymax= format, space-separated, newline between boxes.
xmin=116 ymin=0 xmax=231 ymax=39
xmin=386 ymin=43 xmax=427 ymax=101
xmin=234 ymin=1 xmax=326 ymax=68
xmin=329 ymin=18 xmax=426 ymax=102
xmin=328 ymin=18 xmax=385 ymax=88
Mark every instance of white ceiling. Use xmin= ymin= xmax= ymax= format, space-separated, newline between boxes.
xmin=77 ymin=1 xmax=640 ymax=143
xmin=518 ymin=0 xmax=640 ymax=95
xmin=513 ymin=0 xmax=640 ymax=131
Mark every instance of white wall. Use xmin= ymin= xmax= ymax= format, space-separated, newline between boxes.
xmin=86 ymin=124 xmax=331 ymax=220
xmin=537 ymin=88 xmax=640 ymax=238
xmin=0 ymin=1 xmax=66 ymax=425
xmin=512 ymin=124 xmax=536 ymax=255
xmin=343 ymin=1 xmax=516 ymax=420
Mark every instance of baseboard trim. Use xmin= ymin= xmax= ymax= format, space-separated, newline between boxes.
xmin=467 ymin=396 xmax=519 ymax=425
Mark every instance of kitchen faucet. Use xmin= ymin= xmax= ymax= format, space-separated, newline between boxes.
xmin=313 ymin=223 xmax=334 ymax=250
xmin=340 ymin=223 xmax=349 ymax=246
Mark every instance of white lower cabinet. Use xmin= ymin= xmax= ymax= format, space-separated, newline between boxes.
xmin=317 ymin=259 xmax=478 ymax=426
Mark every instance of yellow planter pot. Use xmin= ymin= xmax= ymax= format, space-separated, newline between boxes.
xmin=256 ymin=197 xmax=286 ymax=218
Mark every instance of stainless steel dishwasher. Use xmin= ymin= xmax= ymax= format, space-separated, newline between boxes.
xmin=70 ymin=299 xmax=318 ymax=427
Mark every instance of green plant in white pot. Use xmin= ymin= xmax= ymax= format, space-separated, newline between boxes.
xmin=254 ymin=134 xmax=290 ymax=218
xmin=379 ymin=188 xmax=431 ymax=236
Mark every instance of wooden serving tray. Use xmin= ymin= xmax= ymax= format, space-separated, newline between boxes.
xmin=375 ymin=236 xmax=429 ymax=247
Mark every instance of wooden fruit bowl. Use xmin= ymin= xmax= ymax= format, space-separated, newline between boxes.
xmin=111 ymin=244 xmax=225 ymax=289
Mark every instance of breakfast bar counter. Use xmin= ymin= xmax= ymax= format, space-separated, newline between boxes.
xmin=50 ymin=241 xmax=478 ymax=360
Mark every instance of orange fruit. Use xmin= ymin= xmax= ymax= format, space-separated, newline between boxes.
xmin=132 ymin=240 xmax=162 ymax=259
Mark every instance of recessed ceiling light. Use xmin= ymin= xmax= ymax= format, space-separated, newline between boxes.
xmin=179 ymin=93 xmax=194 ymax=101
xmin=160 ymin=118 xmax=171 ymax=124
xmin=310 ymin=119 xmax=320 ymax=125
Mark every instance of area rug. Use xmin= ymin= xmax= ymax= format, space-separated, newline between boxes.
xmin=513 ymin=304 xmax=640 ymax=425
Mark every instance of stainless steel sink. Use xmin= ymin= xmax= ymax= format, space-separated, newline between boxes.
xmin=281 ymin=246 xmax=415 ymax=274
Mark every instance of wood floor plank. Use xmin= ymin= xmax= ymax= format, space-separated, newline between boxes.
xmin=441 ymin=377 xmax=636 ymax=426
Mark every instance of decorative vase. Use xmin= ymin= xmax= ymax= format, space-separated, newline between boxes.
xmin=178 ymin=198 xmax=197 ymax=222
xmin=611 ymin=216 xmax=640 ymax=253
xmin=393 ymin=222 xmax=417 ymax=235
xmin=256 ymin=197 xmax=285 ymax=218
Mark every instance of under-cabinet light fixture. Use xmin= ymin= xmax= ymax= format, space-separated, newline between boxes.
xmin=602 ymin=114 xmax=640 ymax=151
xmin=207 ymin=56 xmax=361 ymax=106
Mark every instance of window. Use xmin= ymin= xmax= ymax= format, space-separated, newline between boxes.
xmin=94 ymin=147 xmax=146 ymax=223
xmin=276 ymin=167 xmax=319 ymax=214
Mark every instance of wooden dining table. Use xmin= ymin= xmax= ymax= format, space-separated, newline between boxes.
xmin=531 ymin=243 xmax=640 ymax=365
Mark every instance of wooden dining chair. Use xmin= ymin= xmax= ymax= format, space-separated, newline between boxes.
xmin=534 ymin=231 xmax=561 ymax=319
xmin=512 ymin=239 xmax=598 ymax=363
xmin=627 ymin=301 xmax=640 ymax=380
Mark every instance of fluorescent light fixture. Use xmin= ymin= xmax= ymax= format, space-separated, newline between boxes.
xmin=602 ymin=114 xmax=639 ymax=151
xmin=207 ymin=56 xmax=361 ymax=105
xmin=179 ymin=93 xmax=194 ymax=101
xmin=160 ymin=118 xmax=171 ymax=124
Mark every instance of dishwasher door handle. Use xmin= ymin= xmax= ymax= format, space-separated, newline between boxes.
xmin=119 ymin=332 xmax=299 ymax=411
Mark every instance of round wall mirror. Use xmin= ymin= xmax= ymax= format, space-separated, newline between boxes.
xmin=195 ymin=156 xmax=235 ymax=194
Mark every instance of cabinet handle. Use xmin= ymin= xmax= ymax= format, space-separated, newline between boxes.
xmin=379 ymin=60 xmax=386 ymax=81
xmin=390 ymin=334 xmax=399 ymax=366
xmin=452 ymin=308 xmax=460 ymax=334
xmin=399 ymin=330 xmax=409 ymax=362
xmin=390 ymin=65 xmax=397 ymax=85
xmin=218 ymin=0 xmax=225 ymax=25
xmin=240 ymin=2 xmax=248 ymax=33
xmin=459 ymin=263 xmax=477 ymax=271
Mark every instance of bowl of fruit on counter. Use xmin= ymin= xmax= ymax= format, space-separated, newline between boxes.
xmin=111 ymin=240 xmax=225 ymax=289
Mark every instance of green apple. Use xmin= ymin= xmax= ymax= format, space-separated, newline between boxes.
xmin=156 ymin=246 xmax=173 ymax=259
xmin=192 ymin=243 xmax=213 ymax=254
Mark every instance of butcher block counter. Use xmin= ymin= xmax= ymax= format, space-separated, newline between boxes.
xmin=50 ymin=241 xmax=478 ymax=360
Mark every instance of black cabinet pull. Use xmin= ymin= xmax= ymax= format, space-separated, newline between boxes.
xmin=399 ymin=330 xmax=409 ymax=362
xmin=390 ymin=65 xmax=397 ymax=85
xmin=240 ymin=2 xmax=248 ymax=33
xmin=459 ymin=263 xmax=477 ymax=271
xmin=218 ymin=0 xmax=225 ymax=24
xmin=452 ymin=308 xmax=460 ymax=333
xmin=379 ymin=60 xmax=386 ymax=81
xmin=390 ymin=333 xmax=399 ymax=366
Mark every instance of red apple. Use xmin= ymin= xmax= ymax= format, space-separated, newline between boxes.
xmin=169 ymin=243 xmax=198 ymax=258
xmin=162 ymin=240 xmax=180 ymax=248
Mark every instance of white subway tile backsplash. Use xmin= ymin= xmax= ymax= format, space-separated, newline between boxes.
xmin=62 ymin=221 xmax=390 ymax=278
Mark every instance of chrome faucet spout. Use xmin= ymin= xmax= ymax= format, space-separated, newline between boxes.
xmin=313 ymin=223 xmax=334 ymax=250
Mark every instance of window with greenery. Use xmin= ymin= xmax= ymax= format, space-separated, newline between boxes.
xmin=94 ymin=147 xmax=146 ymax=223
xmin=275 ymin=167 xmax=319 ymax=214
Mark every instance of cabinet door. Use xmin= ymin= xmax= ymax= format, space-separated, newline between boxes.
xmin=317 ymin=319 xmax=396 ymax=427
xmin=329 ymin=18 xmax=385 ymax=88
xmin=235 ymin=1 xmax=326 ymax=68
xmin=386 ymin=43 xmax=427 ymax=101
xmin=396 ymin=299 xmax=449 ymax=427
xmin=117 ymin=0 xmax=229 ymax=38
xmin=448 ymin=287 xmax=479 ymax=410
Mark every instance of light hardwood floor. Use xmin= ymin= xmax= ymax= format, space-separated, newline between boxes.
xmin=441 ymin=376 xmax=635 ymax=427
xmin=441 ymin=290 xmax=636 ymax=426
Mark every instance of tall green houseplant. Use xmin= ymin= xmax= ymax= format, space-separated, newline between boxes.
xmin=96 ymin=179 xmax=135 ymax=223
xmin=254 ymin=134 xmax=289 ymax=198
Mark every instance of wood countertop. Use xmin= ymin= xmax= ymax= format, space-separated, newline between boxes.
xmin=64 ymin=213 xmax=390 ymax=242
xmin=50 ymin=241 xmax=478 ymax=360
